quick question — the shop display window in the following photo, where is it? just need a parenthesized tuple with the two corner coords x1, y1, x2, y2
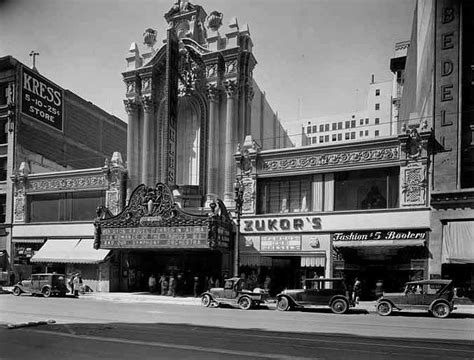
(257, 176, 311, 214)
(334, 167, 399, 210)
(28, 190, 105, 222)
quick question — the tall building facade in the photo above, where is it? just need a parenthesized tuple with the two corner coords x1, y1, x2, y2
(93, 1, 292, 292)
(399, 0, 474, 292)
(0, 56, 127, 288)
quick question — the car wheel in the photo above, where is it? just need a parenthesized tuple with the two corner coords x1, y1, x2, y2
(376, 301, 392, 316)
(42, 287, 52, 298)
(331, 299, 348, 314)
(201, 294, 212, 307)
(276, 297, 291, 311)
(12, 287, 22, 296)
(431, 302, 450, 318)
(238, 296, 252, 310)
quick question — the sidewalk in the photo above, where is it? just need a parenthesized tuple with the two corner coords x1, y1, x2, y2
(3, 286, 473, 314)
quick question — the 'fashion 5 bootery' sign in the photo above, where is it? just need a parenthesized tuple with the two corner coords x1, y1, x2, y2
(21, 66, 63, 131)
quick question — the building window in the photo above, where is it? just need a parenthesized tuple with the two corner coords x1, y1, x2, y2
(312, 125, 317, 133)
(28, 190, 106, 222)
(324, 124, 330, 132)
(324, 135, 329, 142)
(332, 134, 337, 141)
(350, 120, 356, 128)
(307, 126, 311, 134)
(350, 132, 355, 139)
(334, 167, 399, 211)
(375, 118, 380, 125)
(375, 89, 380, 96)
(312, 136, 317, 144)
(360, 131, 363, 137)
(345, 133, 350, 140)
(338, 122, 342, 130)
(0, 119, 7, 144)
(360, 119, 364, 125)
(375, 103, 380, 110)
(338, 133, 342, 141)
(319, 136, 324, 143)
(365, 130, 369, 136)
(365, 118, 369, 124)
(0, 158, 6, 181)
(257, 176, 311, 214)
(319, 124, 324, 132)
(375, 130, 380, 136)
(345, 121, 350, 129)
(332, 123, 337, 131)
(0, 194, 5, 223)
(0, 84, 8, 106)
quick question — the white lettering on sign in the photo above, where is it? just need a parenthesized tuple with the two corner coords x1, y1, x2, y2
(242, 217, 321, 233)
(333, 230, 426, 241)
(23, 72, 61, 106)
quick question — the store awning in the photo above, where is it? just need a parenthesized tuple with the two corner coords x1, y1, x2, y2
(240, 255, 272, 267)
(442, 221, 474, 264)
(333, 239, 425, 248)
(31, 239, 110, 264)
(300, 256, 326, 267)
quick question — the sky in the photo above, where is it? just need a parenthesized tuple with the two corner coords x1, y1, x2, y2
(0, 0, 414, 133)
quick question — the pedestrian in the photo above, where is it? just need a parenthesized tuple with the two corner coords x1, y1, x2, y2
(352, 278, 361, 303)
(158, 274, 167, 295)
(193, 276, 199, 297)
(214, 275, 220, 289)
(168, 274, 176, 297)
(68, 273, 75, 295)
(73, 273, 82, 297)
(375, 280, 384, 299)
(148, 274, 157, 293)
(207, 276, 215, 291)
(263, 275, 271, 292)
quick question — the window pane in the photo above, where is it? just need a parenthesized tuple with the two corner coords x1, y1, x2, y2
(257, 176, 311, 214)
(70, 191, 105, 221)
(29, 193, 63, 222)
(334, 168, 399, 211)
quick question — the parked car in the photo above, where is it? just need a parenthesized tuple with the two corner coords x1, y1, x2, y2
(276, 278, 354, 314)
(376, 279, 456, 318)
(12, 273, 69, 298)
(201, 277, 269, 310)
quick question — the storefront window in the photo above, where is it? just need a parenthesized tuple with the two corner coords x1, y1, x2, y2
(334, 168, 399, 210)
(257, 176, 311, 214)
(28, 191, 105, 222)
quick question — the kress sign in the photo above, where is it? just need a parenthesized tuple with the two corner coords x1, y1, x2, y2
(242, 216, 322, 233)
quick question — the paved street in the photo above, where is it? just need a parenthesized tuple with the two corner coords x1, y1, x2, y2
(0, 293, 473, 359)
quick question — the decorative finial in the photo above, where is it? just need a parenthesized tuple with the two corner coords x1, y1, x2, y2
(207, 11, 223, 32)
(143, 28, 157, 48)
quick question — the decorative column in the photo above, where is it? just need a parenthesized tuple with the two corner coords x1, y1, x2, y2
(141, 95, 155, 186)
(124, 99, 138, 195)
(223, 79, 238, 206)
(105, 152, 127, 215)
(206, 83, 220, 205)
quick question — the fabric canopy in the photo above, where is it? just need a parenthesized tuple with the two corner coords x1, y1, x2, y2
(31, 239, 110, 264)
(442, 221, 474, 264)
(300, 256, 326, 267)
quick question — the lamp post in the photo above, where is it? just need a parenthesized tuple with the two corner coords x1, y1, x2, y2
(233, 179, 244, 277)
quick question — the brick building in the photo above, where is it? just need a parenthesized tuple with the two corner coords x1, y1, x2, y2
(0, 56, 127, 288)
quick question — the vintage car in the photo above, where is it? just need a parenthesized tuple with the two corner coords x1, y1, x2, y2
(12, 273, 69, 297)
(201, 277, 269, 310)
(276, 278, 354, 314)
(376, 279, 456, 318)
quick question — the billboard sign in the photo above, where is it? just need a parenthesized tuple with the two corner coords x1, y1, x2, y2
(21, 66, 63, 131)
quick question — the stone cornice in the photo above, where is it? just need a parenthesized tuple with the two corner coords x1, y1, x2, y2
(258, 138, 401, 174)
(431, 190, 474, 209)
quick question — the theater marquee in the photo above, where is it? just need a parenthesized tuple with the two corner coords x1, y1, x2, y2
(21, 66, 64, 131)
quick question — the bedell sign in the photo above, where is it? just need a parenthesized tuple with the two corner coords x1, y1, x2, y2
(21, 66, 63, 131)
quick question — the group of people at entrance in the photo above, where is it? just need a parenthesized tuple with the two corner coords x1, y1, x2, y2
(68, 273, 82, 297)
(148, 273, 226, 297)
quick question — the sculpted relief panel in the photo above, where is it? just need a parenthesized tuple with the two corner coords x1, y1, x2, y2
(27, 175, 108, 192)
(262, 147, 399, 172)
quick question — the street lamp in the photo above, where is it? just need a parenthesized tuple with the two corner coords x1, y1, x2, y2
(233, 179, 244, 277)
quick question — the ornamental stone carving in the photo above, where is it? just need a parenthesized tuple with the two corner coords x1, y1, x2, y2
(206, 64, 218, 80)
(27, 175, 108, 193)
(206, 11, 223, 31)
(141, 77, 152, 93)
(224, 79, 238, 98)
(106, 190, 120, 216)
(225, 60, 238, 75)
(14, 197, 25, 223)
(125, 81, 136, 97)
(262, 147, 399, 172)
(141, 96, 155, 113)
(206, 83, 219, 102)
(401, 163, 427, 206)
(124, 99, 138, 114)
(241, 177, 255, 214)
